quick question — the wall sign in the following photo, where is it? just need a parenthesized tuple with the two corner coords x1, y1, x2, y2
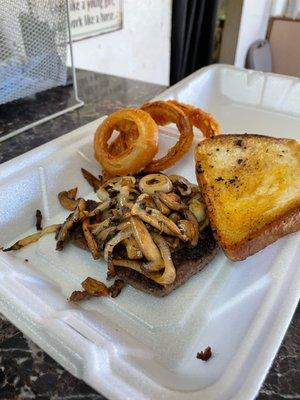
(69, 0, 122, 41)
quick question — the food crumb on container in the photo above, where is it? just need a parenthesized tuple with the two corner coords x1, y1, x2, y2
(36, 209, 43, 231)
(69, 290, 89, 302)
(196, 346, 212, 361)
(109, 279, 125, 298)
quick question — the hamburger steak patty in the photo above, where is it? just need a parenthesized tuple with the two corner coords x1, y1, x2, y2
(70, 226, 218, 297)
(115, 227, 217, 296)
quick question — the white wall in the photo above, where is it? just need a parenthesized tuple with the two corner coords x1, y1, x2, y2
(284, 0, 300, 18)
(234, 0, 273, 68)
(271, 0, 288, 16)
(233, 0, 300, 68)
(68, 0, 172, 85)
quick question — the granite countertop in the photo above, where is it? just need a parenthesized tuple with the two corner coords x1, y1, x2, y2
(0, 69, 299, 399)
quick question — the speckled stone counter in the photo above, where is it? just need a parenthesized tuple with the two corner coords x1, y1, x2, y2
(0, 69, 299, 399)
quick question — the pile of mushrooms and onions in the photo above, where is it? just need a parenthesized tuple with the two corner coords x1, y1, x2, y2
(3, 169, 209, 288)
(79, 171, 209, 286)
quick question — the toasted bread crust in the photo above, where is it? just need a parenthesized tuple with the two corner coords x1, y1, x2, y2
(197, 133, 296, 143)
(195, 134, 300, 260)
(222, 206, 300, 260)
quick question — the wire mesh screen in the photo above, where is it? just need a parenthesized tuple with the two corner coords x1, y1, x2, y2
(0, 0, 68, 104)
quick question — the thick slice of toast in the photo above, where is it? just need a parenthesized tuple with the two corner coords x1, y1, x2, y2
(195, 134, 300, 260)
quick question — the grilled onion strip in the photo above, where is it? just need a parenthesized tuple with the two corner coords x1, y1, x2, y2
(3, 224, 61, 251)
(130, 216, 162, 271)
(3, 172, 206, 290)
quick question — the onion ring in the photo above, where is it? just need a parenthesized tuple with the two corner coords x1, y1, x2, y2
(94, 108, 158, 176)
(108, 100, 220, 171)
(140, 101, 194, 172)
(167, 100, 220, 138)
(108, 120, 138, 156)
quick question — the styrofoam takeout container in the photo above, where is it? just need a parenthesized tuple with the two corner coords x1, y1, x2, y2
(0, 65, 299, 400)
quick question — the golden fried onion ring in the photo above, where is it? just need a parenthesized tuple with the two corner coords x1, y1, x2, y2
(108, 100, 220, 167)
(141, 100, 194, 172)
(108, 120, 138, 156)
(94, 108, 158, 176)
(167, 100, 220, 138)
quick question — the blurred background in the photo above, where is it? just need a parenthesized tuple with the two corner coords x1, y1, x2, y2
(68, 0, 300, 85)
(0, 0, 300, 140)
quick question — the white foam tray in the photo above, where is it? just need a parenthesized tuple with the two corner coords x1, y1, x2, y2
(0, 65, 299, 400)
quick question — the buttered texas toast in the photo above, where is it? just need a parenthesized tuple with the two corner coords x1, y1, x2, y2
(195, 134, 300, 260)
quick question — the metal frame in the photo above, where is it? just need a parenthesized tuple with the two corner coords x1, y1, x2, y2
(0, 0, 84, 143)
